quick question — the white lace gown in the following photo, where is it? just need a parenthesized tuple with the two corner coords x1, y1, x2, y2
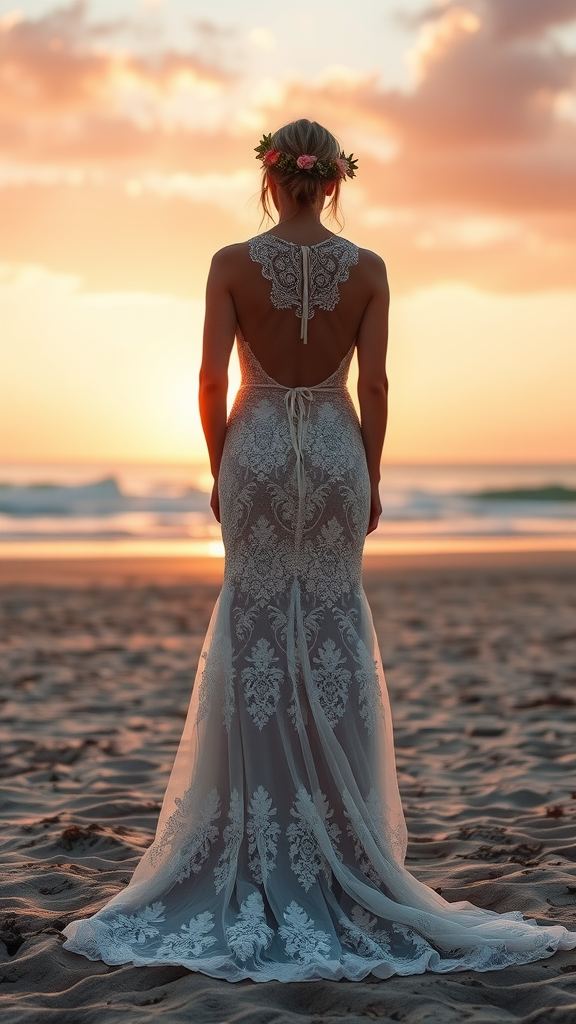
(63, 235, 576, 981)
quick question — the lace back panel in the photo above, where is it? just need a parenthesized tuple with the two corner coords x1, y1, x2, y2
(248, 234, 359, 345)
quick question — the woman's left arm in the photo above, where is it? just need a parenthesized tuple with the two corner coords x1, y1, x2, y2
(199, 248, 237, 521)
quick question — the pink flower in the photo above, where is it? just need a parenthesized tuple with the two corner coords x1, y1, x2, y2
(296, 154, 317, 170)
(264, 149, 281, 165)
(335, 157, 349, 178)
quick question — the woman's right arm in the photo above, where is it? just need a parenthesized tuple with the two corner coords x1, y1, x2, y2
(199, 249, 237, 520)
(355, 254, 390, 535)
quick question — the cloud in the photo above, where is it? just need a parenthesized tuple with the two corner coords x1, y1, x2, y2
(1, 2, 231, 109)
(411, 0, 576, 40)
(0, 2, 235, 161)
(264, 4, 576, 215)
(393, 2, 576, 146)
(123, 169, 256, 216)
(2, 1, 575, 177)
(480, 0, 576, 40)
(246, 9, 576, 291)
(0, 1, 575, 295)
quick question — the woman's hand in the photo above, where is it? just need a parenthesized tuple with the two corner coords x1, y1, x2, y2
(210, 480, 221, 523)
(367, 483, 382, 535)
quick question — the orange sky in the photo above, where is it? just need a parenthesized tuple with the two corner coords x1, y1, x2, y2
(1, 0, 575, 464)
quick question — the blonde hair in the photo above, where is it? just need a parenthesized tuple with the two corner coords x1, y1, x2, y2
(259, 119, 344, 225)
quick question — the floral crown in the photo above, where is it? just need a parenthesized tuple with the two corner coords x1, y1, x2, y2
(255, 133, 358, 180)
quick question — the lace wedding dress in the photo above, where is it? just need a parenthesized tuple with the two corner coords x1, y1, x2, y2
(63, 235, 576, 981)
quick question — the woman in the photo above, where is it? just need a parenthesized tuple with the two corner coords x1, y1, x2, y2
(63, 119, 576, 980)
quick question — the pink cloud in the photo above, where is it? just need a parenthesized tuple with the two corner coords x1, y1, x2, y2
(267, 2, 576, 215)
(0, 0, 575, 294)
(477, 0, 576, 41)
(0, 3, 232, 118)
(0, 3, 242, 167)
(410, 0, 576, 40)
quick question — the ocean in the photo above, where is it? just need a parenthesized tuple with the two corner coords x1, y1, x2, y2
(0, 462, 575, 558)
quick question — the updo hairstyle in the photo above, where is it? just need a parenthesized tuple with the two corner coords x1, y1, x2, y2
(260, 119, 343, 224)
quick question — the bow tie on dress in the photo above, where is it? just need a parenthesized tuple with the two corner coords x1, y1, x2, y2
(285, 386, 314, 504)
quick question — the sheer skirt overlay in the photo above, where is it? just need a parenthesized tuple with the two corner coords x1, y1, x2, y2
(62, 335, 576, 981)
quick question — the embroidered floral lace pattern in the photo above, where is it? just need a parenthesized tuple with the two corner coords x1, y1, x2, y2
(158, 911, 217, 959)
(311, 639, 351, 726)
(287, 787, 341, 891)
(226, 892, 274, 961)
(214, 790, 243, 893)
(247, 786, 280, 884)
(241, 638, 284, 729)
(248, 234, 359, 323)
(63, 235, 576, 981)
(279, 902, 332, 964)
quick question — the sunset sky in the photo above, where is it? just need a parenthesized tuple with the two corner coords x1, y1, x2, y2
(1, 0, 575, 465)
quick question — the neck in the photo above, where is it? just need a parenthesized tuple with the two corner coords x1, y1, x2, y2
(276, 204, 322, 225)
(271, 199, 332, 243)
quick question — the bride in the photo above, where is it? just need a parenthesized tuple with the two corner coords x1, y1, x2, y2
(63, 119, 576, 981)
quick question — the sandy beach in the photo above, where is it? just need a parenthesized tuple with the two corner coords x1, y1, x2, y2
(1, 551, 575, 1022)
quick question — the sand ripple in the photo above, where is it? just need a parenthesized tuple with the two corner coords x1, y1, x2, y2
(1, 565, 576, 1022)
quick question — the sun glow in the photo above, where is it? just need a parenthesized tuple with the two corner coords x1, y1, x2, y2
(1, 0, 575, 472)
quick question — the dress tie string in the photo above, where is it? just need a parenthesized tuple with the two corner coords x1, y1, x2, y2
(285, 386, 313, 505)
(300, 245, 310, 345)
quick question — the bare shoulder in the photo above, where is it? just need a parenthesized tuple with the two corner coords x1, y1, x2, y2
(210, 241, 249, 265)
(209, 242, 252, 280)
(355, 246, 389, 298)
(356, 245, 387, 275)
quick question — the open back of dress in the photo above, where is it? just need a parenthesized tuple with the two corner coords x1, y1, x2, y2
(62, 235, 576, 980)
